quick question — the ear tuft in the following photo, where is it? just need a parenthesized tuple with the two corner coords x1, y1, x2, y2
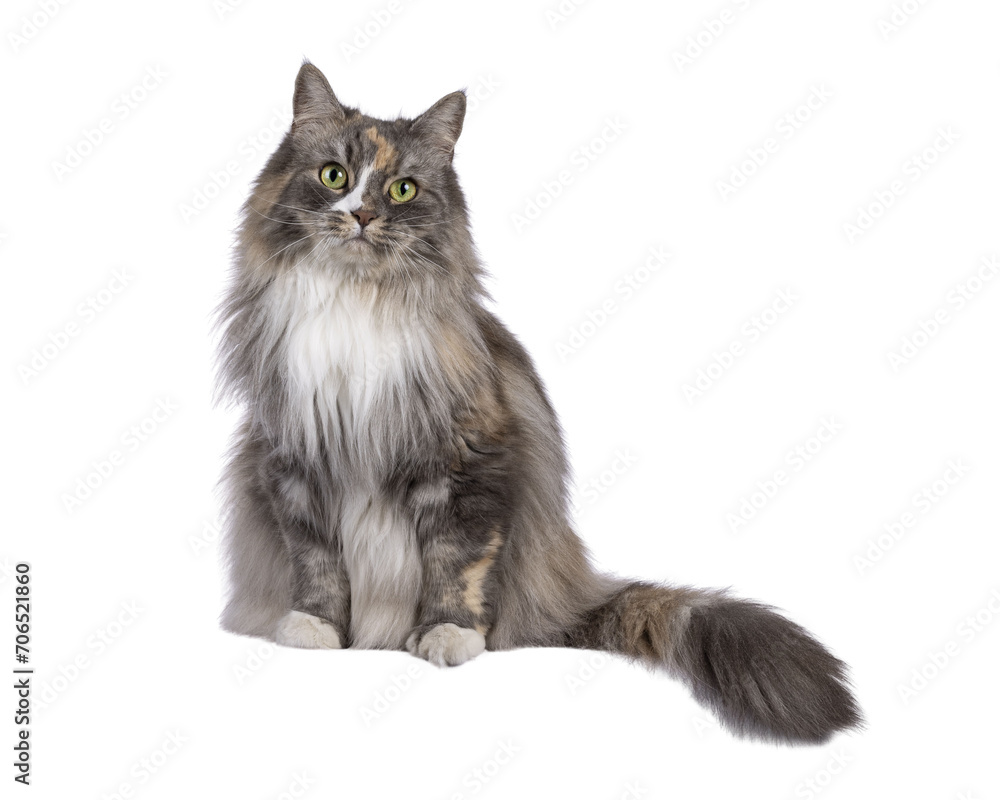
(292, 61, 345, 131)
(412, 91, 467, 158)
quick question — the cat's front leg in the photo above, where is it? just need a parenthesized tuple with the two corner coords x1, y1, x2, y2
(404, 447, 508, 667)
(265, 456, 351, 649)
(405, 527, 503, 666)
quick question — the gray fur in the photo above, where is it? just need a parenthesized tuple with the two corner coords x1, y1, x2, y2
(215, 61, 862, 744)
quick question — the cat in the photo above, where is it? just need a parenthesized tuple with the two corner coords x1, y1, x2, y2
(215, 61, 862, 745)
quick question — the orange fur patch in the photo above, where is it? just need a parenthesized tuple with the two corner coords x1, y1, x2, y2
(365, 126, 396, 172)
(462, 530, 503, 617)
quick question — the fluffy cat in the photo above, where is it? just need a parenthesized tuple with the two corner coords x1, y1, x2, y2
(216, 61, 862, 744)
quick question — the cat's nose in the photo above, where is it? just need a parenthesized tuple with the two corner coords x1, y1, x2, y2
(353, 209, 377, 228)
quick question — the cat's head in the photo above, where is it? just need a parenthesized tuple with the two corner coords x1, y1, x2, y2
(238, 62, 476, 287)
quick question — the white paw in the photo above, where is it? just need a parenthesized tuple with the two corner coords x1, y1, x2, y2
(406, 623, 485, 667)
(274, 611, 343, 649)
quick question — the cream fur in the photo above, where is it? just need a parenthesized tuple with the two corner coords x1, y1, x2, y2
(407, 623, 486, 667)
(275, 610, 343, 649)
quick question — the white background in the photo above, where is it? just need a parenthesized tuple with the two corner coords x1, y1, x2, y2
(3, 0, 999, 797)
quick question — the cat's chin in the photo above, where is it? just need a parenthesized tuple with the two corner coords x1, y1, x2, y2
(316, 239, 387, 277)
(345, 235, 373, 250)
(344, 238, 380, 262)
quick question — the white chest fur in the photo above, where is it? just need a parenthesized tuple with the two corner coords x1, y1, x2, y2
(269, 266, 431, 457)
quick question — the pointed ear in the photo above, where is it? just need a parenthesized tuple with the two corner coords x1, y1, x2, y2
(292, 61, 345, 132)
(411, 91, 466, 158)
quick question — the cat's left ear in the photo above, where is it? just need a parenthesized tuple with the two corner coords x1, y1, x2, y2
(292, 61, 346, 132)
(412, 91, 466, 160)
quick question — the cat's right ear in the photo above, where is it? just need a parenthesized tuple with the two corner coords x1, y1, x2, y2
(292, 62, 346, 132)
(411, 91, 467, 160)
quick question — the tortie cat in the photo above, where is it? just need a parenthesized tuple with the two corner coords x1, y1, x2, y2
(216, 61, 861, 744)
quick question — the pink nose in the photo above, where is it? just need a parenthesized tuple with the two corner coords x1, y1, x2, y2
(353, 209, 377, 228)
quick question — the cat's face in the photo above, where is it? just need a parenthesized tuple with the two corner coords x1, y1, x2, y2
(241, 63, 471, 284)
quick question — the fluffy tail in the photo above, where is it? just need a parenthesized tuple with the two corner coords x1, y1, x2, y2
(567, 581, 862, 744)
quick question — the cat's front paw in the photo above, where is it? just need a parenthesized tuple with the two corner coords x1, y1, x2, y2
(275, 610, 344, 649)
(406, 623, 485, 667)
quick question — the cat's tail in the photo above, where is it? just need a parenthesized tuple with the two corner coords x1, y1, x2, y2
(566, 581, 862, 745)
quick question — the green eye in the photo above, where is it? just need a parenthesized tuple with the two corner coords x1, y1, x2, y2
(319, 162, 348, 189)
(388, 178, 418, 203)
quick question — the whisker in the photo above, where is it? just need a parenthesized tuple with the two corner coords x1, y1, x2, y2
(392, 238, 449, 277)
(247, 205, 317, 227)
(393, 230, 450, 262)
(260, 199, 331, 217)
(389, 248, 416, 297)
(401, 216, 460, 227)
(256, 230, 322, 269)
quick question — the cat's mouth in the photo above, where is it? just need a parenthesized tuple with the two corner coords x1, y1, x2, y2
(345, 233, 374, 249)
